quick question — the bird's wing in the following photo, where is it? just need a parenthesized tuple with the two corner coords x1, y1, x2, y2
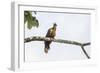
(46, 28, 52, 37)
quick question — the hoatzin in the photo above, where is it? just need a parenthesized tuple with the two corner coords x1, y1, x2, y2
(44, 23, 57, 53)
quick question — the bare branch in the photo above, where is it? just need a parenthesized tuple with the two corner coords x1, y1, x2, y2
(25, 36, 90, 45)
(81, 46, 90, 59)
(24, 36, 91, 59)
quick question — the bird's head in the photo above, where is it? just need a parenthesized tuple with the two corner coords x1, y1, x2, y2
(52, 23, 57, 31)
(53, 23, 57, 26)
(53, 23, 57, 28)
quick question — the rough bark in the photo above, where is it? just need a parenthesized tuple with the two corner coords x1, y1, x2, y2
(24, 36, 91, 59)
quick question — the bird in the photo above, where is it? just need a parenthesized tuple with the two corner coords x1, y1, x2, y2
(44, 23, 57, 53)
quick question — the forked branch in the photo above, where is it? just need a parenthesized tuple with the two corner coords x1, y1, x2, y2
(24, 36, 91, 59)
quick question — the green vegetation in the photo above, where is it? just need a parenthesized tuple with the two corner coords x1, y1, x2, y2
(24, 11, 39, 29)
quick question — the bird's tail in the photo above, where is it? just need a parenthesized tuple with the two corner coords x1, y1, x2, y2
(44, 40, 52, 53)
(44, 41, 50, 53)
(44, 48, 48, 53)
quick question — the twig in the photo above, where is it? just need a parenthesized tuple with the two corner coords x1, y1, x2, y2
(81, 46, 90, 59)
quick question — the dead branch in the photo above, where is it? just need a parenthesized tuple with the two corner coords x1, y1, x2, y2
(24, 36, 91, 59)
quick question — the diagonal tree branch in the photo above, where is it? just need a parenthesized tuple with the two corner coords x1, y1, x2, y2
(81, 46, 90, 59)
(24, 36, 91, 59)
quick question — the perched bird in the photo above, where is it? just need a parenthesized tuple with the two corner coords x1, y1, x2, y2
(44, 23, 57, 53)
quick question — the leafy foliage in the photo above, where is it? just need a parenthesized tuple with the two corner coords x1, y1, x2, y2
(24, 11, 39, 29)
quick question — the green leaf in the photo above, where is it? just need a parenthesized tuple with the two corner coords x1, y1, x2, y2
(31, 16, 39, 27)
(24, 11, 39, 29)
